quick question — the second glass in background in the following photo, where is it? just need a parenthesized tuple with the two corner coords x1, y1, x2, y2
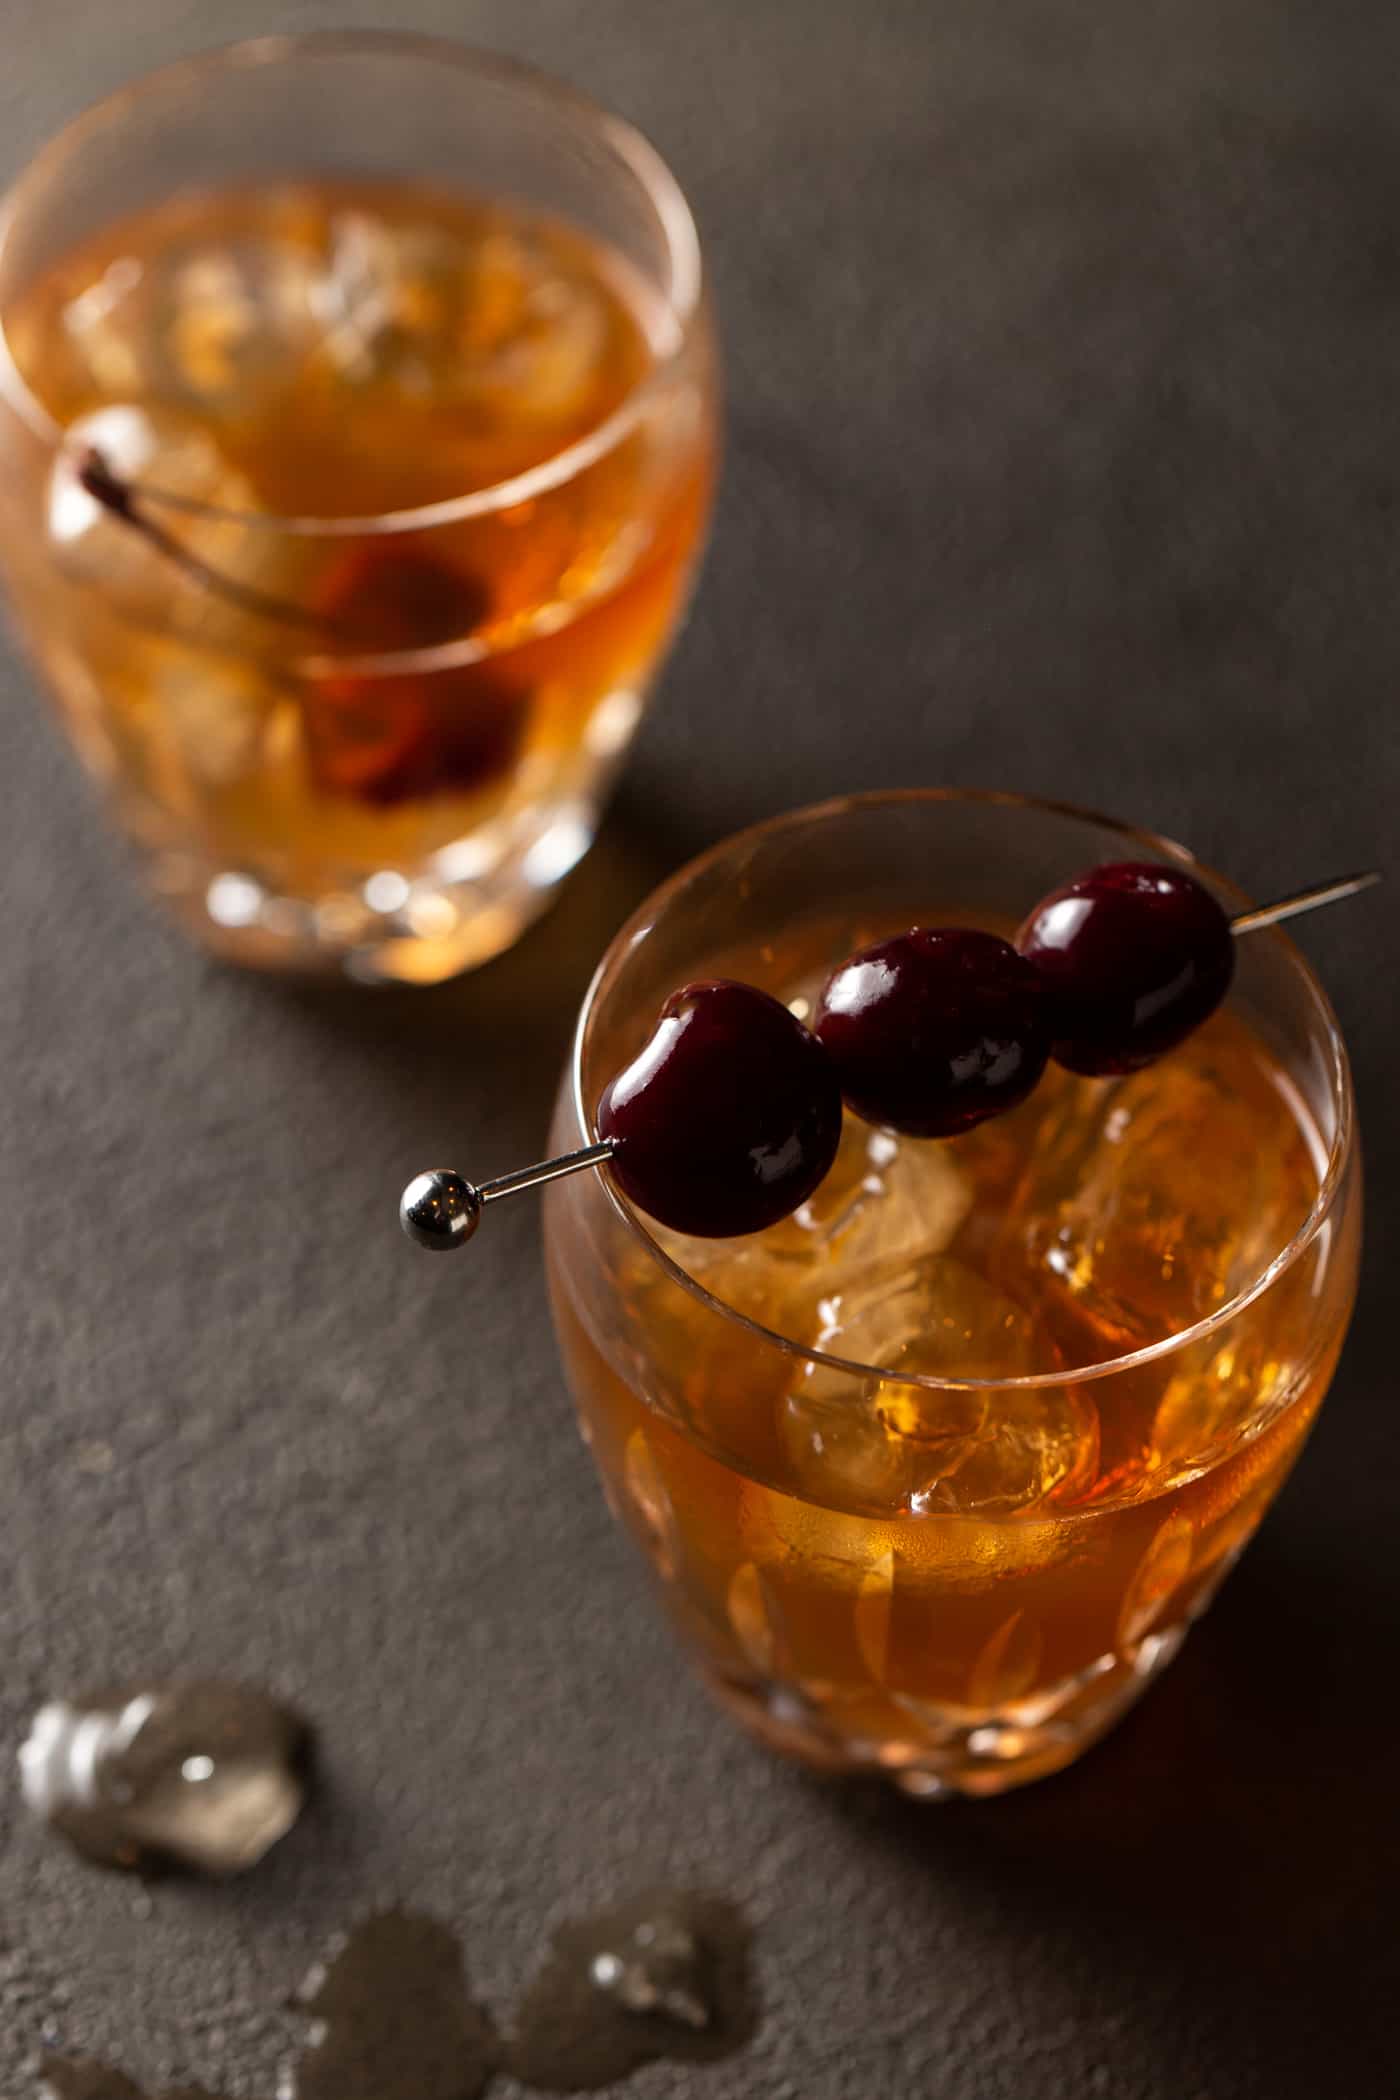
(0, 36, 717, 980)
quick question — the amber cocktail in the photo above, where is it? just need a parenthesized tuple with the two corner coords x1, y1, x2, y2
(544, 794, 1359, 1796)
(0, 37, 715, 980)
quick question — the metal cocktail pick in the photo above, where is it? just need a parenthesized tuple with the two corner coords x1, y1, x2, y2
(398, 869, 1379, 1252)
(1224, 869, 1377, 933)
(400, 1141, 618, 1251)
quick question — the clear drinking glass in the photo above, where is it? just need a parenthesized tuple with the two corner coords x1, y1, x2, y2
(544, 792, 1360, 1797)
(0, 35, 716, 981)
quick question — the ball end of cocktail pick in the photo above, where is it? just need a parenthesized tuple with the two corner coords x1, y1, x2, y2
(399, 1139, 617, 1251)
(400, 1168, 482, 1251)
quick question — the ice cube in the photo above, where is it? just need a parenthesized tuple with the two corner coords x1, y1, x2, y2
(998, 1015, 1317, 1358)
(655, 1117, 972, 1336)
(314, 212, 611, 430)
(788, 1124, 973, 1276)
(470, 241, 610, 427)
(779, 1364, 952, 1514)
(1149, 1308, 1309, 1478)
(49, 202, 329, 420)
(778, 1261, 1059, 1513)
(908, 1381, 1100, 1516)
(150, 650, 279, 790)
(312, 212, 453, 387)
(19, 1680, 309, 1875)
(158, 235, 321, 407)
(60, 254, 149, 395)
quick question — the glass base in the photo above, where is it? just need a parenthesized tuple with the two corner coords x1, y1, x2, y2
(145, 797, 601, 984)
(700, 1625, 1189, 1799)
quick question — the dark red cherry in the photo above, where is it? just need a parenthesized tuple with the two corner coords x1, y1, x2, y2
(317, 543, 491, 650)
(1016, 860, 1234, 1076)
(597, 980, 843, 1237)
(304, 548, 525, 808)
(812, 928, 1050, 1138)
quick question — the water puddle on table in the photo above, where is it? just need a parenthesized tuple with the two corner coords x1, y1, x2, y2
(505, 1888, 757, 2090)
(37, 1890, 756, 2097)
(284, 1909, 497, 2100)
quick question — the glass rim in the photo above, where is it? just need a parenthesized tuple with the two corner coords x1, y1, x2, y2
(570, 787, 1356, 1393)
(0, 29, 704, 538)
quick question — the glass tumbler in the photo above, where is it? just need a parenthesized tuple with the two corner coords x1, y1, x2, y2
(543, 792, 1360, 1797)
(0, 35, 716, 981)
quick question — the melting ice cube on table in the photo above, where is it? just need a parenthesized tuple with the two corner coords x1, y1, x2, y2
(19, 1680, 310, 1875)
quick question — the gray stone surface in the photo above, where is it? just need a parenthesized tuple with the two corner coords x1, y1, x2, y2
(1, 3, 1397, 2095)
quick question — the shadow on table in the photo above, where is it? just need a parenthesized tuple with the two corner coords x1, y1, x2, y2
(266, 780, 711, 1159)
(821, 1500, 1397, 2090)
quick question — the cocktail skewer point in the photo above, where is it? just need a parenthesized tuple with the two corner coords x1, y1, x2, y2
(1229, 869, 1379, 935)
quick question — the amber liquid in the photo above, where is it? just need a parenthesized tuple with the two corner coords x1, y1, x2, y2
(549, 946, 1358, 1795)
(3, 183, 711, 942)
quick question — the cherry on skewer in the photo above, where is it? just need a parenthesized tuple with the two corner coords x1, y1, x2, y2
(1017, 863, 1378, 1077)
(596, 979, 843, 1237)
(401, 979, 843, 1247)
(812, 928, 1048, 1138)
(1017, 862, 1233, 1077)
(398, 868, 1378, 1251)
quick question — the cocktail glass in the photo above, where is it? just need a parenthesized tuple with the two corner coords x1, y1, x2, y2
(544, 791, 1360, 1796)
(0, 34, 716, 981)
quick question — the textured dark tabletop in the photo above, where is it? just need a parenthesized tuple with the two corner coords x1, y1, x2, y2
(2, 3, 1398, 2096)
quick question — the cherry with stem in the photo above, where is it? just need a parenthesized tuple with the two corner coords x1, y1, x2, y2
(74, 447, 335, 636)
